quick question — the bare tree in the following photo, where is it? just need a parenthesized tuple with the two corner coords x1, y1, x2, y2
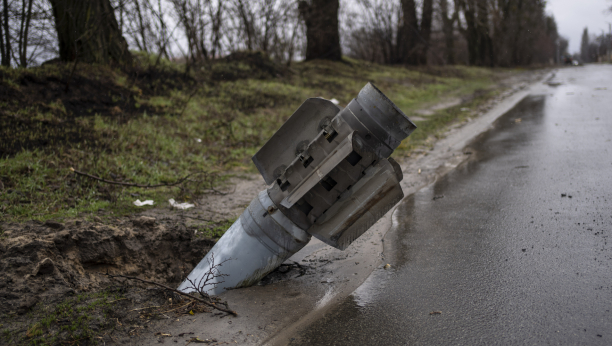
(342, 0, 403, 64)
(299, 0, 341, 61)
(49, 0, 131, 64)
(439, 0, 457, 64)
(116, 0, 176, 62)
(456, 0, 493, 66)
(399, 0, 434, 65)
(1, 0, 10, 66)
(0, 0, 57, 67)
(490, 0, 557, 66)
(17, 0, 34, 66)
(221, 0, 302, 63)
(170, 0, 224, 64)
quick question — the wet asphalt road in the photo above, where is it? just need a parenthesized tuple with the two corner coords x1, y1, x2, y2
(290, 65, 612, 345)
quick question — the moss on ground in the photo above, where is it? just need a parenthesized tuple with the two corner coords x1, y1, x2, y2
(0, 53, 516, 223)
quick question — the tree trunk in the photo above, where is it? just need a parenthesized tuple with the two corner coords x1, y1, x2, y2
(400, 0, 418, 64)
(0, 2, 5, 66)
(440, 0, 456, 64)
(299, 0, 342, 61)
(459, 0, 492, 66)
(463, 1, 478, 65)
(134, 0, 148, 53)
(416, 0, 433, 64)
(18, 0, 33, 67)
(2, 0, 10, 66)
(400, 0, 433, 65)
(49, 0, 132, 65)
(476, 0, 493, 66)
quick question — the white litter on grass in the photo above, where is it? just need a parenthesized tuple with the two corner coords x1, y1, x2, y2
(195, 138, 202, 143)
(330, 98, 340, 105)
(169, 198, 195, 210)
(133, 200, 155, 206)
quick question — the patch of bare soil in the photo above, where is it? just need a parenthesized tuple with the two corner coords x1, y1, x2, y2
(0, 215, 220, 344)
(0, 216, 215, 311)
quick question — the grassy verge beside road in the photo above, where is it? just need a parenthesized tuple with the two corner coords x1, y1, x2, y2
(0, 53, 516, 223)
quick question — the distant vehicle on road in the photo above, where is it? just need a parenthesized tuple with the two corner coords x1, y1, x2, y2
(562, 56, 582, 66)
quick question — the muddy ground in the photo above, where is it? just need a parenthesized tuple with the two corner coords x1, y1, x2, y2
(0, 68, 551, 345)
(0, 174, 267, 345)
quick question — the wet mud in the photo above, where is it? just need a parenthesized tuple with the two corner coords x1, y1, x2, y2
(0, 216, 213, 314)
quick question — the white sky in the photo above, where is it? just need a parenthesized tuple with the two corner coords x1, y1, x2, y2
(546, 0, 612, 53)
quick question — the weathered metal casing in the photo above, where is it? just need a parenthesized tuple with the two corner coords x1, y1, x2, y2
(178, 191, 310, 295)
(256, 83, 415, 249)
(252, 98, 341, 186)
(178, 83, 415, 295)
(306, 158, 404, 250)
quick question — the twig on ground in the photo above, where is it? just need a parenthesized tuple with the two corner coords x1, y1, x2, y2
(131, 305, 162, 311)
(70, 168, 199, 188)
(179, 87, 200, 117)
(103, 272, 237, 316)
(207, 187, 231, 196)
(184, 215, 214, 222)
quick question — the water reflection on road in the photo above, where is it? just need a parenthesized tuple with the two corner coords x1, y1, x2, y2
(290, 65, 612, 345)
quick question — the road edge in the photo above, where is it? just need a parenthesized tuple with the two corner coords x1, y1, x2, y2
(263, 69, 554, 346)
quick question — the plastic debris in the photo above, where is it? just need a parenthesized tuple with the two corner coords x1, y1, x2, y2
(195, 138, 202, 143)
(330, 98, 340, 105)
(169, 198, 195, 209)
(133, 199, 154, 206)
(384, 263, 391, 270)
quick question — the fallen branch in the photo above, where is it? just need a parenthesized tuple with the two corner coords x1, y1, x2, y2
(179, 87, 200, 117)
(184, 215, 215, 222)
(103, 272, 237, 316)
(70, 167, 198, 188)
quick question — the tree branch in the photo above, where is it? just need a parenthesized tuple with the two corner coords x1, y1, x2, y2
(70, 167, 197, 188)
(103, 272, 237, 316)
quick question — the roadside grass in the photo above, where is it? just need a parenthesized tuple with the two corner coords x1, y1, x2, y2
(196, 217, 238, 240)
(1, 289, 124, 346)
(0, 54, 514, 223)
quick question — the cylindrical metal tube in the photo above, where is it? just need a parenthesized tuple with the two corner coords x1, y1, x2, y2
(178, 191, 310, 295)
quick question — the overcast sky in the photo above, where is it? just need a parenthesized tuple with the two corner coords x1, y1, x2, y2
(546, 0, 612, 53)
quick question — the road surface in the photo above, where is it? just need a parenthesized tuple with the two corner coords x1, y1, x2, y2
(289, 65, 612, 345)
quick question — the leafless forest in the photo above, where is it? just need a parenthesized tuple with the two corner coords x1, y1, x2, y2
(0, 0, 568, 69)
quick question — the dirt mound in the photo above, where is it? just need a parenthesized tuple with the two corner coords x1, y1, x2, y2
(0, 65, 154, 157)
(0, 216, 213, 315)
(210, 51, 287, 81)
(130, 66, 196, 96)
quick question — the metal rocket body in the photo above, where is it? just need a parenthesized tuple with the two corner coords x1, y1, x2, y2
(179, 83, 416, 295)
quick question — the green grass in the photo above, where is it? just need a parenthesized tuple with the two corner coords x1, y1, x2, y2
(197, 217, 237, 239)
(0, 54, 517, 223)
(0, 289, 123, 346)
